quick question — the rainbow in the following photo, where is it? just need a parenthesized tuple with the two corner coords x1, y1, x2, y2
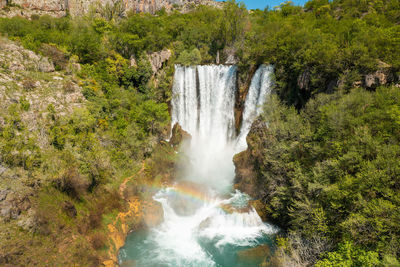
(142, 182, 248, 214)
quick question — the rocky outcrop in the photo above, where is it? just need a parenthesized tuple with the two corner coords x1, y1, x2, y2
(233, 118, 268, 217)
(364, 69, 394, 88)
(0, 36, 85, 245)
(237, 245, 272, 266)
(0, 41, 54, 72)
(234, 65, 257, 132)
(1, 0, 221, 17)
(0, 37, 84, 145)
(224, 47, 238, 65)
(169, 123, 191, 147)
(148, 49, 172, 73)
(0, 190, 31, 222)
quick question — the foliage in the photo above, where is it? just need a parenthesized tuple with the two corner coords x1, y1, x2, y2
(0, 0, 399, 265)
(256, 87, 400, 264)
(176, 48, 202, 66)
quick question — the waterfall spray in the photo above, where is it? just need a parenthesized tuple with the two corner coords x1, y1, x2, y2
(119, 64, 276, 267)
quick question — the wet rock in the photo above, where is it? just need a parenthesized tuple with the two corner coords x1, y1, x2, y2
(249, 199, 268, 221)
(234, 118, 268, 200)
(199, 217, 212, 230)
(142, 200, 164, 228)
(237, 245, 272, 265)
(169, 123, 191, 148)
(119, 260, 138, 267)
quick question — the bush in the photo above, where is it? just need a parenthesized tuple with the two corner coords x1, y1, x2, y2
(40, 44, 68, 70)
(70, 24, 103, 64)
(22, 78, 37, 91)
(63, 80, 76, 93)
(54, 168, 89, 199)
(176, 48, 202, 66)
(19, 97, 30, 111)
(90, 232, 107, 250)
(253, 87, 400, 261)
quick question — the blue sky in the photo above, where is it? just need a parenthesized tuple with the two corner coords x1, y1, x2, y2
(216, 0, 307, 10)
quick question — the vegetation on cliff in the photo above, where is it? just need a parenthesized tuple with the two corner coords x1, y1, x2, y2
(0, 0, 399, 265)
(246, 87, 400, 266)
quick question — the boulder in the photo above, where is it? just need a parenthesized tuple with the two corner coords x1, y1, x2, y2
(237, 245, 272, 266)
(38, 57, 55, 72)
(17, 209, 36, 231)
(364, 70, 392, 88)
(233, 118, 268, 200)
(0, 192, 31, 221)
(224, 47, 238, 65)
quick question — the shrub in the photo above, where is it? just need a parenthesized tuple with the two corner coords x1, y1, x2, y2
(22, 78, 37, 91)
(54, 168, 89, 199)
(176, 48, 202, 66)
(40, 44, 68, 70)
(63, 80, 75, 93)
(19, 97, 30, 111)
(90, 232, 106, 250)
(88, 208, 102, 229)
(70, 24, 103, 64)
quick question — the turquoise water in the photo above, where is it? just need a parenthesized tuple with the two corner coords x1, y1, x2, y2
(118, 189, 276, 267)
(119, 225, 275, 267)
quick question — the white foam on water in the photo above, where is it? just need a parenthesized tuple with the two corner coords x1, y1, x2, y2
(119, 65, 275, 267)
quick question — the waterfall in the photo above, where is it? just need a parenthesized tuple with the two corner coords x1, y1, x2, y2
(172, 65, 238, 192)
(119, 64, 276, 267)
(172, 65, 237, 148)
(236, 65, 274, 151)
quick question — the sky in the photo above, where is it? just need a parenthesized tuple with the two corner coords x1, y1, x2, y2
(216, 0, 307, 10)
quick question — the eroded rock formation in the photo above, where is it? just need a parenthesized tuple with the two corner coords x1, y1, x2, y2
(169, 122, 191, 148)
(0, 0, 220, 16)
(233, 118, 268, 218)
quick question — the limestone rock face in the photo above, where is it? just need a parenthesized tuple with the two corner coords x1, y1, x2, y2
(2, 0, 220, 16)
(364, 69, 393, 88)
(148, 49, 172, 73)
(234, 118, 268, 199)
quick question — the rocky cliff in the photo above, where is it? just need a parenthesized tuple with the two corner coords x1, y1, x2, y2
(0, 0, 220, 16)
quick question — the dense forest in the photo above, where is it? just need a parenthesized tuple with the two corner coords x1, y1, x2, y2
(0, 0, 399, 265)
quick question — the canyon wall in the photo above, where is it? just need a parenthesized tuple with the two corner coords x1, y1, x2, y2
(0, 0, 219, 16)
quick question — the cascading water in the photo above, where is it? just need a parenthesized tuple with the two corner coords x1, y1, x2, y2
(236, 65, 274, 151)
(119, 65, 275, 267)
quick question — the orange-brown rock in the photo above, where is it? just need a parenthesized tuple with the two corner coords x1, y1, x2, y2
(237, 245, 271, 266)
